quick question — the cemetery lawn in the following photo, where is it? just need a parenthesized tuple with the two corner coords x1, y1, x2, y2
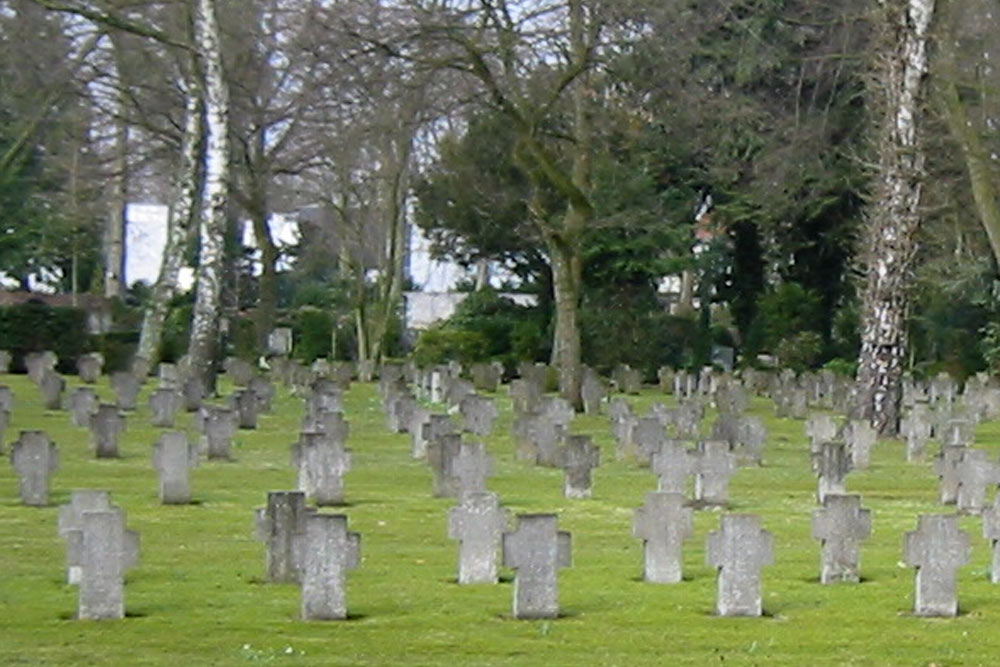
(3, 374, 1000, 666)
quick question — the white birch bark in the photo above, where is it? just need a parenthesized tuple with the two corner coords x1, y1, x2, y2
(855, 0, 935, 434)
(187, 0, 231, 387)
(135, 80, 203, 373)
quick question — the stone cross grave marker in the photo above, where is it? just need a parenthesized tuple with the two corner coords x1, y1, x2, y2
(152, 432, 199, 504)
(522, 414, 565, 466)
(560, 435, 600, 499)
(25, 351, 56, 385)
(386, 393, 416, 434)
(110, 371, 141, 411)
(182, 376, 205, 412)
(470, 362, 503, 393)
(417, 413, 456, 462)
(509, 379, 542, 416)
(904, 514, 970, 617)
(39, 370, 64, 410)
(249, 377, 275, 413)
(268, 327, 293, 356)
(900, 404, 932, 461)
(633, 492, 694, 583)
(157, 363, 180, 389)
(632, 417, 666, 467)
(694, 440, 737, 506)
(613, 364, 642, 395)
(673, 402, 703, 440)
(0, 384, 12, 414)
(11, 430, 58, 505)
(76, 353, 103, 384)
(203, 407, 237, 460)
(77, 509, 140, 620)
(255, 491, 315, 583)
(806, 414, 839, 459)
(408, 406, 432, 459)
(448, 491, 510, 584)
(706, 514, 773, 617)
(224, 357, 255, 387)
(955, 449, 1000, 515)
(938, 418, 976, 448)
(301, 514, 360, 621)
(580, 370, 606, 415)
(291, 432, 352, 506)
(58, 490, 115, 584)
(149, 388, 182, 428)
(90, 404, 125, 458)
(812, 494, 871, 584)
(657, 366, 675, 394)
(842, 419, 877, 470)
(935, 445, 969, 505)
(70, 387, 99, 428)
(428, 433, 463, 498)
(459, 394, 499, 437)
(230, 389, 259, 430)
(816, 441, 852, 503)
(0, 406, 9, 454)
(502, 514, 571, 619)
(609, 399, 637, 460)
(301, 408, 350, 442)
(452, 440, 494, 500)
(981, 496, 1000, 583)
(651, 440, 695, 495)
(734, 416, 767, 465)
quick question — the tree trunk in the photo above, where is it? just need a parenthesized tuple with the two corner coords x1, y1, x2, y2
(250, 192, 279, 354)
(187, 0, 231, 390)
(936, 66, 1000, 268)
(550, 234, 583, 409)
(104, 95, 128, 299)
(136, 81, 203, 370)
(855, 0, 935, 435)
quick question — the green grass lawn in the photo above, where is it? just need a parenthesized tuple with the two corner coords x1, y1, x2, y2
(2, 373, 999, 666)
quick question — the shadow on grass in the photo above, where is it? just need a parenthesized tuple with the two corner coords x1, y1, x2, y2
(444, 575, 513, 585)
(494, 610, 579, 621)
(57, 609, 150, 620)
(800, 574, 875, 584)
(628, 573, 697, 583)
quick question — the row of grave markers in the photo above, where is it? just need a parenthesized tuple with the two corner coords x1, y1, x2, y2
(6, 352, 1000, 622)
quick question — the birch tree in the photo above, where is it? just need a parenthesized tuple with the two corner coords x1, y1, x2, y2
(854, 0, 935, 434)
(134, 68, 203, 372)
(185, 0, 231, 388)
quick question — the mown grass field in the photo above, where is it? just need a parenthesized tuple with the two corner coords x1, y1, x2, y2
(1, 372, 999, 666)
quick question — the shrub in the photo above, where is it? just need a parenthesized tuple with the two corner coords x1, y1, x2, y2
(412, 327, 489, 366)
(93, 331, 138, 373)
(0, 301, 93, 373)
(293, 307, 333, 363)
(776, 331, 824, 372)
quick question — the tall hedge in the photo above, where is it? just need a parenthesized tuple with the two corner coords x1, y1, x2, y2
(0, 301, 93, 373)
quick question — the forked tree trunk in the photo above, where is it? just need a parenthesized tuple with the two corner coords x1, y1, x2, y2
(136, 81, 203, 369)
(187, 0, 231, 390)
(855, 0, 935, 435)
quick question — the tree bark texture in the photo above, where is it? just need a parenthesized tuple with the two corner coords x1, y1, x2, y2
(855, 0, 935, 435)
(187, 0, 231, 389)
(136, 81, 204, 370)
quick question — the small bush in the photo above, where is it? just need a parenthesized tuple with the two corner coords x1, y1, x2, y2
(412, 327, 489, 366)
(94, 331, 139, 373)
(776, 331, 824, 372)
(293, 307, 333, 364)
